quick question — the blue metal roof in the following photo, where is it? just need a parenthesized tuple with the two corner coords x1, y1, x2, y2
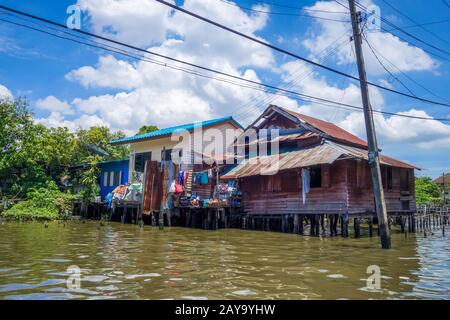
(110, 116, 242, 145)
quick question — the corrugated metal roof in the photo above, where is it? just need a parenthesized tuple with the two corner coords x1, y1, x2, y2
(220, 142, 342, 179)
(110, 116, 242, 145)
(330, 143, 420, 169)
(220, 141, 419, 179)
(281, 107, 369, 148)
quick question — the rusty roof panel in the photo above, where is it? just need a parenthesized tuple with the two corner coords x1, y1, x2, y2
(220, 141, 419, 179)
(220, 143, 342, 179)
(281, 107, 369, 148)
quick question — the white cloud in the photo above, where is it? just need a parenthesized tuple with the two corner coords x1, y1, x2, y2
(302, 0, 437, 75)
(35, 111, 107, 131)
(35, 96, 74, 115)
(31, 0, 448, 175)
(0, 84, 13, 100)
(60, 0, 275, 132)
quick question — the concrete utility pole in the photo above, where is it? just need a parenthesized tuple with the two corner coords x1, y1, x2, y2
(348, 0, 391, 249)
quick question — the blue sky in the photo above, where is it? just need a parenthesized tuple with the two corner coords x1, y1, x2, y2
(0, 0, 449, 178)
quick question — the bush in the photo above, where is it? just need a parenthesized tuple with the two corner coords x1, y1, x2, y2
(1, 181, 78, 221)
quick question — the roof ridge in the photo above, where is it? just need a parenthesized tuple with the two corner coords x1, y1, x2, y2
(110, 116, 241, 145)
(272, 105, 368, 148)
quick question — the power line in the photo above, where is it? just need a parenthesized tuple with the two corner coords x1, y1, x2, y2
(250, 0, 348, 14)
(217, 0, 350, 22)
(1, 7, 449, 123)
(362, 32, 450, 104)
(234, 31, 352, 122)
(441, 0, 450, 9)
(353, 0, 450, 56)
(362, 32, 418, 97)
(382, 18, 450, 32)
(153, 0, 450, 107)
(334, 0, 450, 61)
(380, 0, 450, 46)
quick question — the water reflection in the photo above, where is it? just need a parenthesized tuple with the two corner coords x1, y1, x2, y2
(0, 221, 448, 300)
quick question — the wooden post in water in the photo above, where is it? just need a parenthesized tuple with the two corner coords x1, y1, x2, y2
(167, 209, 172, 227)
(299, 215, 304, 235)
(159, 210, 164, 230)
(354, 218, 361, 238)
(368, 218, 373, 237)
(294, 214, 299, 234)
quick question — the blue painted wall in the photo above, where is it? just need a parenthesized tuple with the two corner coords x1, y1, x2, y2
(99, 160, 129, 200)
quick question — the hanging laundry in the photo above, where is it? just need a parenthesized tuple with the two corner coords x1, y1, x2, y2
(200, 172, 209, 185)
(301, 168, 311, 205)
(178, 170, 185, 186)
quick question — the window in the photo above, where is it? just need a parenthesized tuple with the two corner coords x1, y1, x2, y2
(310, 166, 322, 188)
(135, 152, 152, 172)
(113, 171, 121, 186)
(280, 171, 298, 192)
(387, 167, 393, 190)
(400, 169, 409, 191)
(109, 171, 114, 187)
(161, 149, 172, 161)
(103, 172, 108, 187)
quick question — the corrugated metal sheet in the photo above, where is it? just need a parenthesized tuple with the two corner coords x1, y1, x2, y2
(281, 107, 369, 148)
(330, 143, 420, 169)
(110, 116, 242, 145)
(220, 143, 342, 179)
(220, 141, 419, 179)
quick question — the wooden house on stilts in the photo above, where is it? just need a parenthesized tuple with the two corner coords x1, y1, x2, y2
(220, 105, 420, 236)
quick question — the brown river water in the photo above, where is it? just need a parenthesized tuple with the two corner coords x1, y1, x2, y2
(0, 221, 448, 300)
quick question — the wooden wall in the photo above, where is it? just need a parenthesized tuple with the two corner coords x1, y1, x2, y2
(346, 159, 416, 214)
(240, 159, 416, 216)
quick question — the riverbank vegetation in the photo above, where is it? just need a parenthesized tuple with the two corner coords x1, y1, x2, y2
(0, 98, 129, 220)
(415, 177, 447, 205)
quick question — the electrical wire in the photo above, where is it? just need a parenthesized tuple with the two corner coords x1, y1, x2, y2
(217, 0, 350, 22)
(153, 0, 450, 107)
(0, 8, 449, 123)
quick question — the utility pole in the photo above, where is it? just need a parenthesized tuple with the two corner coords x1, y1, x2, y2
(348, 0, 391, 249)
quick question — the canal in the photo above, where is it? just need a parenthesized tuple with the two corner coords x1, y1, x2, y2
(0, 221, 448, 300)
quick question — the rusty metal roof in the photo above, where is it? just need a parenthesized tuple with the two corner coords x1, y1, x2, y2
(330, 143, 420, 170)
(220, 141, 419, 179)
(281, 107, 369, 148)
(220, 142, 342, 179)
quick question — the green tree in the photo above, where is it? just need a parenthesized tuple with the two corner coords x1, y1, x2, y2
(136, 125, 159, 136)
(415, 177, 442, 204)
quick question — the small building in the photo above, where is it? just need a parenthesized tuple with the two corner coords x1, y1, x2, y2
(220, 105, 420, 221)
(110, 116, 243, 184)
(99, 159, 129, 200)
(434, 173, 450, 202)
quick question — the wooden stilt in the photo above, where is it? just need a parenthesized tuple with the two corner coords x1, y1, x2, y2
(368, 218, 373, 237)
(294, 214, 299, 234)
(354, 217, 361, 238)
(167, 209, 172, 227)
(159, 210, 164, 230)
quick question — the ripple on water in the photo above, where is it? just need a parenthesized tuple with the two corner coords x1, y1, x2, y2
(125, 273, 161, 279)
(0, 222, 449, 300)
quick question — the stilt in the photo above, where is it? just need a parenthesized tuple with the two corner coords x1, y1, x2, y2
(213, 210, 218, 230)
(281, 215, 287, 233)
(354, 218, 361, 238)
(368, 218, 373, 237)
(310, 215, 315, 236)
(159, 210, 164, 230)
(315, 215, 320, 236)
(299, 215, 304, 235)
(341, 215, 349, 238)
(320, 214, 325, 235)
(294, 214, 299, 234)
(167, 209, 172, 227)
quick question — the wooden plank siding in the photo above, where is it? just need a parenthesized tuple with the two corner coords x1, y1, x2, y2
(240, 161, 349, 215)
(239, 159, 416, 216)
